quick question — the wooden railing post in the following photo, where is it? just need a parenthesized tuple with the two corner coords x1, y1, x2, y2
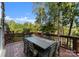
(74, 39, 79, 55)
(73, 38, 77, 54)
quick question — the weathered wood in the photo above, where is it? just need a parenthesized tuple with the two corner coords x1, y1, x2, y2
(1, 2, 5, 31)
(25, 36, 56, 50)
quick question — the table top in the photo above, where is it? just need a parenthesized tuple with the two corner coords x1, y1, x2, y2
(25, 36, 56, 49)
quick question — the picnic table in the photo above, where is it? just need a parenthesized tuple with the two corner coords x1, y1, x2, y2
(25, 36, 56, 50)
(25, 36, 56, 56)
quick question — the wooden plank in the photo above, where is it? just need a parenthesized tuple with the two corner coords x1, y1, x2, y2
(25, 36, 55, 49)
(77, 40, 79, 54)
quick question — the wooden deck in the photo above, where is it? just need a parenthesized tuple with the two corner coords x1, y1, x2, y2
(5, 41, 78, 57)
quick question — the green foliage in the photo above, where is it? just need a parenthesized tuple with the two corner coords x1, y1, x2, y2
(7, 21, 40, 33)
(7, 20, 24, 33)
(33, 2, 79, 36)
(40, 21, 57, 33)
(72, 27, 79, 36)
(23, 22, 40, 32)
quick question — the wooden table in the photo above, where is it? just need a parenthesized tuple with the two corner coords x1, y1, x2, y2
(25, 36, 56, 50)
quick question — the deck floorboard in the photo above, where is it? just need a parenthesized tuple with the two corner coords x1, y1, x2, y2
(5, 41, 78, 57)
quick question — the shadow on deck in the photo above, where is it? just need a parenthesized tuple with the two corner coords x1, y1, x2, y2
(5, 41, 78, 57)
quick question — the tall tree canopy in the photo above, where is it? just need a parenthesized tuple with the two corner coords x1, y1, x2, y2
(33, 2, 79, 36)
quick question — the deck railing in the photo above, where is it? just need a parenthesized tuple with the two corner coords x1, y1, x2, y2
(4, 32, 79, 55)
(34, 32, 79, 54)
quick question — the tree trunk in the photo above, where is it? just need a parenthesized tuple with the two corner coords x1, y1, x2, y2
(68, 19, 74, 36)
(67, 18, 74, 49)
(57, 16, 60, 41)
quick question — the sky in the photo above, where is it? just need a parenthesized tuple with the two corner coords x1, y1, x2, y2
(0, 2, 36, 24)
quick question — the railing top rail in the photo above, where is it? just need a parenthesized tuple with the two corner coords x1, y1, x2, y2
(4, 32, 79, 39)
(43, 33, 79, 39)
